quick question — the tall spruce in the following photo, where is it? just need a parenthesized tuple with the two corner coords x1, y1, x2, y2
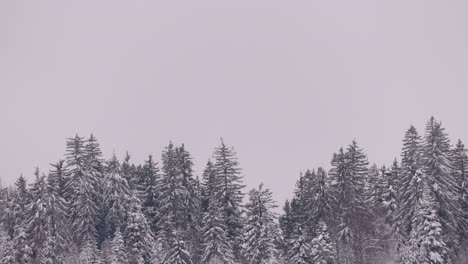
(103, 154, 131, 239)
(422, 117, 461, 256)
(396, 126, 424, 243)
(242, 183, 279, 264)
(212, 139, 245, 257)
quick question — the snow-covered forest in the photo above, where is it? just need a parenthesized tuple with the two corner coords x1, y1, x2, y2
(1, 116, 468, 264)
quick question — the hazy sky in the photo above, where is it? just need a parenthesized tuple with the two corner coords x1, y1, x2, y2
(1, 0, 468, 203)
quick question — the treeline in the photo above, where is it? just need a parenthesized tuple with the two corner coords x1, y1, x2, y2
(0, 116, 467, 264)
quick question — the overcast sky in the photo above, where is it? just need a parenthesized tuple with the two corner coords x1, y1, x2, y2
(1, 0, 468, 203)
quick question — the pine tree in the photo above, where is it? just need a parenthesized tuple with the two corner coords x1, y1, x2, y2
(79, 240, 103, 264)
(14, 175, 29, 212)
(121, 151, 137, 190)
(288, 229, 312, 264)
(396, 126, 424, 243)
(329, 141, 370, 264)
(175, 144, 201, 259)
(109, 229, 128, 264)
(279, 200, 297, 256)
(47, 160, 67, 199)
(162, 239, 193, 264)
(450, 140, 468, 235)
(103, 154, 131, 239)
(242, 183, 279, 264)
(125, 194, 155, 264)
(64, 134, 102, 247)
(158, 142, 193, 249)
(25, 170, 49, 260)
(200, 160, 216, 213)
(310, 221, 335, 264)
(212, 139, 245, 257)
(140, 155, 161, 236)
(422, 117, 462, 255)
(200, 196, 234, 264)
(309, 168, 334, 233)
(409, 184, 448, 264)
(11, 226, 33, 263)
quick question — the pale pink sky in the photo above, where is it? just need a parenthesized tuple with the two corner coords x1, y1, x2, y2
(1, 0, 468, 202)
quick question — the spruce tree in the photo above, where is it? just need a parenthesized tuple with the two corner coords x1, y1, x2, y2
(64, 134, 101, 247)
(79, 240, 103, 264)
(200, 160, 216, 213)
(279, 200, 297, 256)
(329, 141, 370, 264)
(310, 221, 335, 264)
(451, 140, 468, 235)
(288, 229, 312, 264)
(309, 167, 334, 232)
(396, 126, 424, 244)
(242, 183, 279, 264)
(422, 117, 462, 256)
(162, 239, 193, 264)
(125, 194, 155, 264)
(109, 229, 128, 264)
(200, 195, 234, 264)
(158, 142, 190, 246)
(103, 154, 131, 239)
(140, 155, 161, 236)
(212, 139, 245, 257)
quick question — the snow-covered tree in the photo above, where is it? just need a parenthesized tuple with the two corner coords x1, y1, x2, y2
(212, 139, 245, 257)
(79, 240, 103, 264)
(108, 229, 128, 264)
(450, 140, 468, 235)
(396, 126, 424, 243)
(200, 160, 217, 213)
(310, 221, 335, 264)
(140, 155, 161, 236)
(103, 154, 131, 239)
(125, 194, 155, 264)
(308, 168, 334, 234)
(200, 196, 234, 264)
(288, 229, 311, 264)
(158, 142, 190, 246)
(242, 183, 279, 264)
(162, 239, 193, 264)
(422, 117, 462, 255)
(279, 200, 298, 256)
(64, 134, 102, 247)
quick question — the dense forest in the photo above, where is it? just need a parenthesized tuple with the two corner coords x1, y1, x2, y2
(1, 116, 467, 264)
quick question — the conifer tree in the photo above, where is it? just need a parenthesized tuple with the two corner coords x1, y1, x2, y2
(450, 140, 468, 235)
(162, 239, 193, 264)
(288, 228, 312, 264)
(125, 194, 155, 264)
(47, 160, 67, 198)
(140, 155, 161, 236)
(279, 200, 297, 256)
(329, 141, 370, 264)
(200, 160, 216, 213)
(79, 240, 103, 264)
(109, 229, 128, 264)
(212, 139, 245, 257)
(64, 134, 102, 247)
(396, 126, 424, 243)
(200, 195, 234, 264)
(103, 154, 131, 238)
(242, 183, 279, 264)
(309, 168, 334, 232)
(422, 117, 462, 256)
(158, 142, 190, 246)
(409, 184, 448, 264)
(310, 221, 335, 264)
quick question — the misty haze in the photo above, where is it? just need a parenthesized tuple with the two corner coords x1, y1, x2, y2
(1, 1, 468, 264)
